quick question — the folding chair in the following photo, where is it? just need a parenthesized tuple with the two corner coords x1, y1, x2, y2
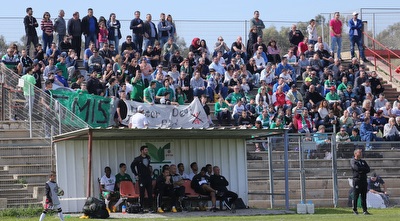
(120, 181, 140, 205)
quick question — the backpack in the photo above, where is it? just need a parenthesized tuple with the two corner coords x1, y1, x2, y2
(82, 197, 109, 219)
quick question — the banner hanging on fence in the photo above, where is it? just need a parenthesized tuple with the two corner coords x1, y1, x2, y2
(51, 90, 111, 128)
(51, 89, 208, 129)
(123, 97, 209, 129)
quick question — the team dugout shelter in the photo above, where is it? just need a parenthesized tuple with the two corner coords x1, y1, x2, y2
(53, 128, 287, 212)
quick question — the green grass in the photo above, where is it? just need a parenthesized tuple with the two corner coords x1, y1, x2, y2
(1, 208, 400, 221)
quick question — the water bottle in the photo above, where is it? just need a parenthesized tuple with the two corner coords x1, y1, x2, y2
(122, 205, 126, 214)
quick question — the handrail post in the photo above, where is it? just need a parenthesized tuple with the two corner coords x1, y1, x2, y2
(28, 84, 32, 138)
(389, 51, 392, 82)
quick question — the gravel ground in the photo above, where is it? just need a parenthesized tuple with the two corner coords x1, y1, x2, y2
(68, 208, 294, 219)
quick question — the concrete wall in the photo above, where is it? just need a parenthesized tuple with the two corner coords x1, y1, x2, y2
(55, 138, 248, 212)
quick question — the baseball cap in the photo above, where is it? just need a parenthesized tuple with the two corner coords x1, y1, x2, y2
(55, 68, 62, 73)
(137, 105, 144, 112)
(352, 11, 359, 16)
(305, 77, 312, 82)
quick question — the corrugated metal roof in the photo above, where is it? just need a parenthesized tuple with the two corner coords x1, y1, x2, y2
(53, 127, 286, 141)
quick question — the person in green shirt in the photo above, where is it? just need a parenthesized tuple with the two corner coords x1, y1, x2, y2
(270, 117, 284, 129)
(225, 86, 243, 108)
(336, 76, 349, 96)
(175, 86, 187, 105)
(215, 96, 231, 126)
(325, 86, 340, 103)
(156, 79, 175, 102)
(55, 53, 68, 80)
(21, 66, 36, 108)
(131, 70, 145, 102)
(112, 163, 132, 212)
(143, 81, 156, 104)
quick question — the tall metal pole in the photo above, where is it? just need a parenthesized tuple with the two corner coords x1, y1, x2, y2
(299, 136, 306, 204)
(332, 125, 338, 207)
(284, 130, 289, 210)
(87, 130, 93, 197)
(28, 84, 32, 138)
(267, 137, 274, 208)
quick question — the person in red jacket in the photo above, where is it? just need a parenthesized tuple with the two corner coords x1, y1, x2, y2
(272, 85, 292, 111)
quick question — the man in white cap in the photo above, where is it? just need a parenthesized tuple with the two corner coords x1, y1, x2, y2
(348, 12, 367, 62)
(129, 105, 149, 128)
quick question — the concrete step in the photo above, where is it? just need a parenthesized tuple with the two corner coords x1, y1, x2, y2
(247, 166, 400, 178)
(247, 158, 400, 169)
(248, 178, 400, 192)
(0, 129, 43, 138)
(0, 155, 52, 165)
(249, 196, 400, 209)
(7, 201, 43, 208)
(12, 174, 49, 183)
(248, 189, 351, 200)
(0, 137, 50, 146)
(7, 198, 42, 205)
(2, 164, 52, 174)
(0, 146, 51, 156)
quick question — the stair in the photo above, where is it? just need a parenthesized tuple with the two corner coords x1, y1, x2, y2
(0, 120, 52, 209)
(246, 142, 400, 209)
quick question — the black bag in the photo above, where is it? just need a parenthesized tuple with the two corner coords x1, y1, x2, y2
(126, 202, 143, 214)
(234, 198, 248, 209)
(82, 197, 109, 219)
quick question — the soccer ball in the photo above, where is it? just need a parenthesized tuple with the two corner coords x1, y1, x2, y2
(58, 187, 64, 196)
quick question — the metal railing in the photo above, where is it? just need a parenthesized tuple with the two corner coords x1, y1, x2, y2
(248, 132, 399, 208)
(363, 32, 400, 83)
(0, 63, 90, 138)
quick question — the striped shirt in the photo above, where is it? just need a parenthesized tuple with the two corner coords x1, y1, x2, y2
(41, 19, 54, 35)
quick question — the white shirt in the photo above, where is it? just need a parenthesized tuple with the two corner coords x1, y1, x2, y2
(100, 175, 116, 192)
(129, 112, 149, 128)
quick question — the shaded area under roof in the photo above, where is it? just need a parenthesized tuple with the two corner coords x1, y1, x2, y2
(53, 127, 286, 141)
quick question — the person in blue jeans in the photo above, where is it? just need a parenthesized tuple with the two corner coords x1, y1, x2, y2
(348, 12, 367, 62)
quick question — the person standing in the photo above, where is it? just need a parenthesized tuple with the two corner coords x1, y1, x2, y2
(81, 8, 99, 49)
(23, 7, 39, 56)
(143, 14, 158, 50)
(39, 171, 65, 221)
(349, 12, 367, 62)
(129, 105, 149, 129)
(250, 11, 265, 38)
(41, 12, 54, 52)
(53, 10, 66, 47)
(107, 13, 122, 54)
(21, 66, 36, 110)
(288, 24, 304, 56)
(350, 148, 371, 215)
(130, 11, 144, 53)
(330, 12, 343, 60)
(130, 145, 153, 212)
(157, 13, 171, 48)
(67, 12, 82, 60)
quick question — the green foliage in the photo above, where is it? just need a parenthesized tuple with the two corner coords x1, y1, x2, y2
(0, 206, 42, 217)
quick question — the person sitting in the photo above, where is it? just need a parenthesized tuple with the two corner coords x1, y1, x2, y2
(113, 163, 132, 212)
(238, 110, 253, 128)
(360, 117, 382, 150)
(154, 167, 179, 213)
(215, 96, 231, 126)
(383, 117, 400, 141)
(191, 167, 217, 211)
(368, 172, 390, 207)
(169, 164, 186, 204)
(100, 166, 117, 214)
(210, 166, 238, 210)
(313, 125, 331, 159)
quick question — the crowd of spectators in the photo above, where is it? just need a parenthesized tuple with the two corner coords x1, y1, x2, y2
(3, 8, 400, 143)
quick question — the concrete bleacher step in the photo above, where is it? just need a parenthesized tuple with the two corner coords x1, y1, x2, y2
(248, 166, 400, 178)
(2, 164, 52, 174)
(0, 137, 50, 146)
(0, 155, 52, 165)
(6, 201, 43, 208)
(0, 129, 43, 138)
(249, 198, 350, 208)
(11, 174, 49, 183)
(7, 198, 42, 205)
(0, 146, 52, 156)
(247, 158, 400, 169)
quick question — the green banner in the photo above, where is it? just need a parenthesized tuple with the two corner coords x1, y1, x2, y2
(51, 90, 111, 128)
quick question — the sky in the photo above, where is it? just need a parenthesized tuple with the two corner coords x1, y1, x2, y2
(0, 0, 398, 47)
